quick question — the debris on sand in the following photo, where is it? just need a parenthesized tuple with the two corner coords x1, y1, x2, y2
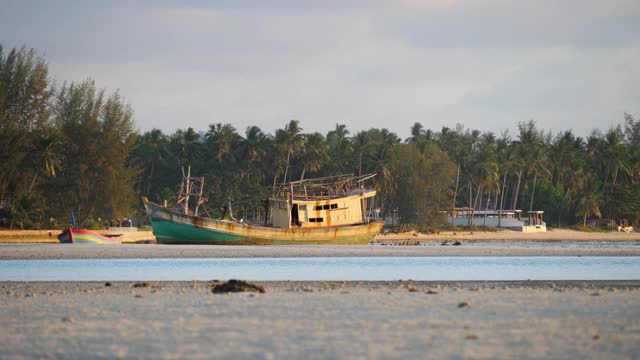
(133, 282, 150, 288)
(212, 280, 265, 294)
(458, 301, 471, 308)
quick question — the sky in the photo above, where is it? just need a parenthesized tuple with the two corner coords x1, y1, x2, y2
(2, 0, 639, 139)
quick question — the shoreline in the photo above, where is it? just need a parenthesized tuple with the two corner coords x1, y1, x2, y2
(0, 228, 638, 244)
(1, 242, 640, 259)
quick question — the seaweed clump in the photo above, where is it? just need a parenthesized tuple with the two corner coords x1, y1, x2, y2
(212, 279, 265, 294)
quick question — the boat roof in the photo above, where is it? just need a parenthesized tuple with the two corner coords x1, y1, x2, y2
(271, 173, 377, 201)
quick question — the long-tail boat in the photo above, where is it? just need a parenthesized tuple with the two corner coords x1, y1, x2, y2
(143, 169, 383, 245)
(57, 228, 123, 244)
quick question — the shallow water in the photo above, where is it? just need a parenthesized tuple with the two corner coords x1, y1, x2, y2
(1, 256, 639, 281)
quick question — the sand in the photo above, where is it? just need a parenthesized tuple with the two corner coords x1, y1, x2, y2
(381, 228, 640, 242)
(1, 281, 639, 359)
(2, 242, 639, 358)
(1, 228, 638, 244)
(1, 242, 639, 260)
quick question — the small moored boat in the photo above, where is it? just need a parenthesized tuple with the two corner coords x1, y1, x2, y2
(57, 228, 124, 244)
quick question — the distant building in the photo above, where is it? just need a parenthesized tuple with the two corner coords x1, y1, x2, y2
(447, 208, 546, 232)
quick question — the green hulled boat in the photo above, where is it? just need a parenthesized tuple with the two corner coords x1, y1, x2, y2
(143, 172, 383, 245)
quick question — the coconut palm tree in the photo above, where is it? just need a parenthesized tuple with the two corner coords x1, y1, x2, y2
(576, 179, 602, 226)
(352, 131, 370, 177)
(28, 137, 62, 193)
(299, 132, 328, 180)
(405, 122, 424, 143)
(276, 120, 304, 184)
(239, 126, 267, 161)
(206, 123, 239, 164)
(326, 123, 352, 175)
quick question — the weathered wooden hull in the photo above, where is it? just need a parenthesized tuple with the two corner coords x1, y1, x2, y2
(144, 200, 384, 245)
(57, 228, 123, 244)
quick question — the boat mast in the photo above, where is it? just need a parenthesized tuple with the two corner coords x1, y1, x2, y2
(175, 166, 207, 216)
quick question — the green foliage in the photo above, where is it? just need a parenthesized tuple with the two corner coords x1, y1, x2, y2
(0, 45, 54, 217)
(7, 193, 47, 230)
(391, 143, 456, 228)
(1, 44, 640, 230)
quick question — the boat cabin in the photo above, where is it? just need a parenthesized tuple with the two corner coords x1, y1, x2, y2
(269, 174, 377, 229)
(522, 210, 546, 232)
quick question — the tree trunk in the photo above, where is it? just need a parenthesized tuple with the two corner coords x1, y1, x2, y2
(529, 171, 538, 212)
(468, 180, 472, 226)
(512, 170, 522, 210)
(483, 189, 491, 227)
(28, 172, 38, 194)
(474, 184, 483, 211)
(498, 173, 507, 227)
(300, 165, 306, 181)
(283, 151, 291, 184)
(452, 164, 460, 227)
(473, 184, 483, 226)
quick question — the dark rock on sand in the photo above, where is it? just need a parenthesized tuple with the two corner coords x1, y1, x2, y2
(458, 301, 471, 308)
(133, 282, 150, 288)
(212, 279, 265, 294)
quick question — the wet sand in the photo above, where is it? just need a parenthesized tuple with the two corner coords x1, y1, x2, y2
(1, 281, 639, 359)
(1, 242, 639, 260)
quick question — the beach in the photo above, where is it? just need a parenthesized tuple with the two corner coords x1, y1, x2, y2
(2, 280, 639, 359)
(1, 228, 639, 244)
(2, 240, 639, 359)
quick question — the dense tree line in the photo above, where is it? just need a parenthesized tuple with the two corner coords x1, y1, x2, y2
(0, 46, 137, 229)
(1, 45, 639, 229)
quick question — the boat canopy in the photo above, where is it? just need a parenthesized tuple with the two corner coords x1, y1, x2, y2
(271, 173, 376, 201)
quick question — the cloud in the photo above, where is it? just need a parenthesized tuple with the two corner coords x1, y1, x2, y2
(2, 0, 639, 138)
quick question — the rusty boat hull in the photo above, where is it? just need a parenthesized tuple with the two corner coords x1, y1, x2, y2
(143, 199, 384, 245)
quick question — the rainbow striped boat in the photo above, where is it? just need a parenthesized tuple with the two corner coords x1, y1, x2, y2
(57, 228, 124, 244)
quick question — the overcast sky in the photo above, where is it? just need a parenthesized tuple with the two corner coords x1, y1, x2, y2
(2, 0, 639, 138)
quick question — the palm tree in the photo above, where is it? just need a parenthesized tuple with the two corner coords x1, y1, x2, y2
(603, 127, 630, 186)
(27, 137, 63, 193)
(477, 137, 499, 226)
(405, 122, 424, 143)
(352, 131, 370, 177)
(206, 123, 238, 164)
(299, 132, 328, 180)
(276, 120, 304, 184)
(370, 129, 400, 212)
(239, 126, 268, 166)
(326, 123, 352, 174)
(170, 127, 202, 168)
(577, 187, 602, 227)
(135, 129, 169, 196)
